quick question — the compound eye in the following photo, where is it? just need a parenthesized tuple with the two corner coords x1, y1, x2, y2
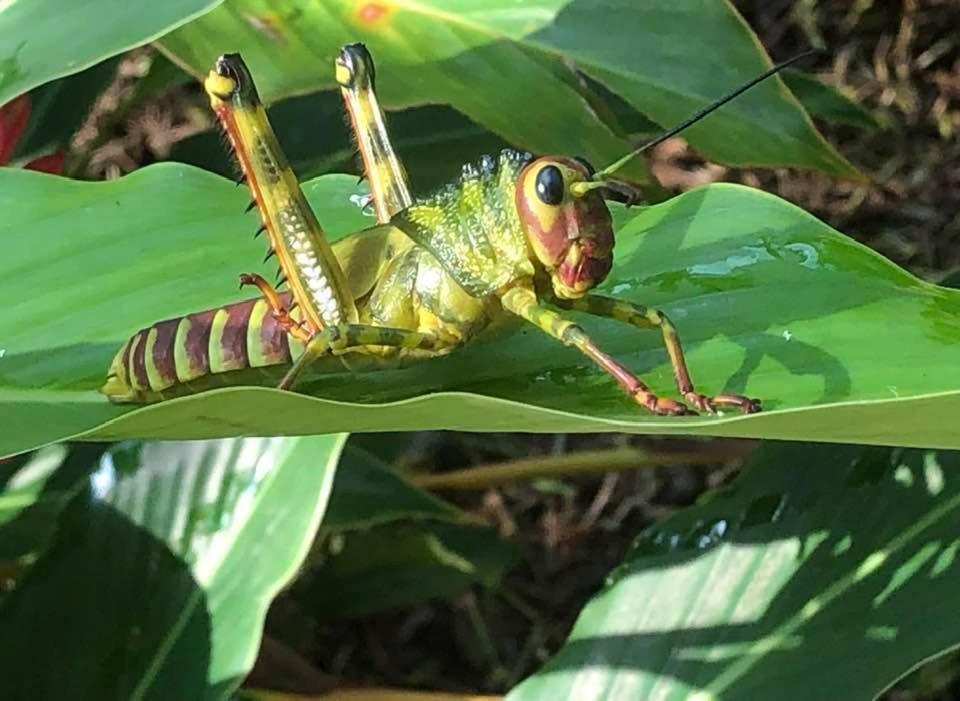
(535, 164, 565, 206)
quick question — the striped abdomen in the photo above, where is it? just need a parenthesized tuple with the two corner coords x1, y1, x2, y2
(101, 294, 305, 403)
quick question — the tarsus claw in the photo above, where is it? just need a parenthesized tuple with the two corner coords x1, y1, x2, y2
(690, 393, 762, 415)
(637, 391, 763, 417)
(634, 391, 698, 416)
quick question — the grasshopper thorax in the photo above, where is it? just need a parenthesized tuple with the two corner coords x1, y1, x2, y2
(515, 156, 614, 299)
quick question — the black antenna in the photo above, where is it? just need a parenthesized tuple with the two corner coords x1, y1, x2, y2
(596, 49, 819, 179)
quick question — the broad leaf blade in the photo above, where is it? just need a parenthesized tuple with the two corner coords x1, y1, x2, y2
(311, 442, 518, 619)
(0, 435, 345, 700)
(161, 0, 647, 182)
(0, 0, 222, 106)
(0, 444, 102, 561)
(507, 443, 960, 701)
(528, 0, 857, 175)
(158, 0, 854, 177)
(1, 166, 959, 456)
(782, 68, 881, 130)
(322, 445, 462, 530)
(312, 521, 519, 619)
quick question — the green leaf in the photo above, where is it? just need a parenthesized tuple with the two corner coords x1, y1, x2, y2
(942, 270, 960, 289)
(0, 444, 103, 561)
(0, 435, 345, 700)
(160, 0, 647, 182)
(782, 68, 882, 130)
(215, 439, 515, 620)
(507, 442, 960, 701)
(158, 0, 855, 177)
(322, 444, 462, 531)
(0, 0, 222, 106)
(311, 521, 519, 619)
(346, 432, 420, 465)
(2, 165, 960, 457)
(305, 441, 518, 619)
(526, 1, 857, 175)
(0, 446, 69, 532)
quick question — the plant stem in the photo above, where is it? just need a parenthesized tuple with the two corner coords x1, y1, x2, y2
(409, 441, 755, 492)
(242, 688, 502, 700)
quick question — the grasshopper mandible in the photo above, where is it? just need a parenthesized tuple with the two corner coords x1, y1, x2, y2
(102, 45, 806, 415)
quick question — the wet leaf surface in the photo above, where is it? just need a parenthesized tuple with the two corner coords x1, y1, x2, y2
(1, 166, 958, 457)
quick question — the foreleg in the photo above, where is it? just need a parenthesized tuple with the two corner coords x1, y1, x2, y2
(553, 294, 761, 414)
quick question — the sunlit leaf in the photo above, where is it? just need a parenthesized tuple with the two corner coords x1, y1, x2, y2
(508, 442, 960, 701)
(0, 444, 99, 561)
(0, 0, 222, 106)
(0, 435, 345, 699)
(159, 0, 856, 177)
(2, 166, 959, 458)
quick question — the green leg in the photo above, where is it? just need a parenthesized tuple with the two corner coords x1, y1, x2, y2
(501, 288, 695, 416)
(553, 294, 761, 414)
(279, 323, 444, 391)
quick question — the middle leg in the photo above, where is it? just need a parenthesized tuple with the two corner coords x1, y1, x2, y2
(279, 323, 447, 391)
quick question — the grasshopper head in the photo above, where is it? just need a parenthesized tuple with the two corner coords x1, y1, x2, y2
(205, 54, 261, 110)
(513, 52, 816, 299)
(516, 156, 619, 299)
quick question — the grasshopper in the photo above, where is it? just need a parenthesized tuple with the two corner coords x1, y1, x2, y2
(101, 45, 804, 415)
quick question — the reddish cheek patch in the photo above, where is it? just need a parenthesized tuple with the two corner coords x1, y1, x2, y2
(536, 219, 570, 263)
(357, 1, 391, 24)
(516, 189, 569, 264)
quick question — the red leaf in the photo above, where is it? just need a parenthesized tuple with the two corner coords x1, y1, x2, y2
(24, 151, 65, 175)
(0, 94, 32, 165)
